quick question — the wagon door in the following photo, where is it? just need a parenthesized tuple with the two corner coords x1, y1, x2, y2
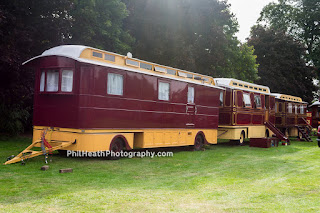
(186, 86, 195, 127)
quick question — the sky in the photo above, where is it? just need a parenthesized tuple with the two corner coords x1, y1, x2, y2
(227, 0, 277, 42)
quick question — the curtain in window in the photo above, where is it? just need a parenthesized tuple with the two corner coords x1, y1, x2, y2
(107, 73, 123, 95)
(40, 71, 45, 92)
(158, 82, 169, 101)
(254, 95, 261, 108)
(188, 87, 195, 103)
(243, 93, 251, 107)
(219, 91, 224, 106)
(61, 70, 73, 92)
(288, 103, 292, 113)
(46, 70, 59, 92)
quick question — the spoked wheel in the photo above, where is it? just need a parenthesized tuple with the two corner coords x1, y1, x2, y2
(109, 138, 124, 160)
(194, 134, 204, 151)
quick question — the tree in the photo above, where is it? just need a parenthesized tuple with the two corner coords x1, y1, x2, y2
(69, 0, 134, 54)
(248, 25, 317, 103)
(259, 0, 320, 72)
(123, 0, 259, 82)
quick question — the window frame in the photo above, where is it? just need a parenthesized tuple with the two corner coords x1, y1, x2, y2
(158, 81, 170, 101)
(254, 94, 262, 109)
(39, 68, 75, 94)
(243, 92, 251, 108)
(187, 86, 195, 104)
(107, 72, 124, 96)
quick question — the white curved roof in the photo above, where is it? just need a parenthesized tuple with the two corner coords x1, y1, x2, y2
(22, 45, 224, 90)
(214, 78, 270, 94)
(271, 93, 306, 103)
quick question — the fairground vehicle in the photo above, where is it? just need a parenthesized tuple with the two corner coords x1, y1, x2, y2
(272, 93, 312, 141)
(5, 45, 224, 164)
(214, 78, 287, 145)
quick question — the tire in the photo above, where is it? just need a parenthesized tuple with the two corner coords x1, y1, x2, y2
(284, 129, 289, 138)
(109, 138, 124, 160)
(237, 131, 245, 146)
(265, 129, 270, 138)
(194, 134, 204, 151)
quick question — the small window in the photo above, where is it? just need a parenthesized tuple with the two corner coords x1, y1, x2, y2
(300, 105, 304, 114)
(244, 85, 248, 88)
(203, 78, 210, 83)
(249, 86, 253, 89)
(188, 87, 195, 103)
(126, 59, 139, 67)
(194, 76, 202, 80)
(233, 82, 238, 86)
(40, 71, 45, 92)
(178, 71, 188, 78)
(93, 51, 102, 58)
(239, 84, 243, 87)
(166, 69, 176, 75)
(243, 93, 251, 108)
(154, 66, 166, 73)
(288, 103, 293, 113)
(105, 54, 115, 62)
(158, 82, 170, 101)
(107, 73, 123, 96)
(46, 70, 59, 92)
(140, 62, 152, 70)
(219, 91, 224, 106)
(61, 70, 73, 92)
(254, 95, 261, 108)
(295, 105, 298, 114)
(186, 73, 193, 79)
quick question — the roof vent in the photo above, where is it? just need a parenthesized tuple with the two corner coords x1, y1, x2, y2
(127, 52, 133, 58)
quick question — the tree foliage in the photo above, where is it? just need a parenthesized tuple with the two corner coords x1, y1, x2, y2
(248, 25, 317, 103)
(0, 0, 133, 134)
(124, 0, 259, 82)
(259, 0, 320, 71)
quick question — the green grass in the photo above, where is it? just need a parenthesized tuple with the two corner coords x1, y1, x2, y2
(1, 136, 320, 212)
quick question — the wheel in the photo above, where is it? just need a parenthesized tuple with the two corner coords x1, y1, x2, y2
(109, 138, 124, 160)
(265, 129, 270, 138)
(237, 131, 245, 146)
(194, 134, 204, 151)
(298, 131, 303, 140)
(284, 129, 289, 138)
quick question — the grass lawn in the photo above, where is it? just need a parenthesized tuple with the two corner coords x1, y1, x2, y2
(1, 136, 320, 212)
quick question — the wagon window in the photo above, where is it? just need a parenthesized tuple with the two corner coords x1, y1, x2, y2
(275, 103, 278, 112)
(104, 54, 115, 62)
(300, 105, 304, 114)
(40, 71, 45, 92)
(254, 95, 261, 108)
(220, 91, 224, 106)
(166, 69, 176, 75)
(61, 70, 73, 92)
(295, 105, 298, 114)
(46, 70, 59, 92)
(140, 62, 152, 70)
(288, 103, 293, 113)
(188, 87, 194, 103)
(158, 82, 170, 101)
(93, 51, 102, 58)
(107, 73, 123, 96)
(243, 93, 251, 107)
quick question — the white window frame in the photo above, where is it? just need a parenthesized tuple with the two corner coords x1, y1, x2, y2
(46, 70, 59, 92)
(219, 91, 224, 106)
(300, 105, 304, 114)
(107, 73, 124, 96)
(288, 103, 293, 113)
(254, 94, 262, 108)
(158, 82, 170, 101)
(61, 70, 73, 92)
(188, 86, 195, 104)
(243, 93, 251, 108)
